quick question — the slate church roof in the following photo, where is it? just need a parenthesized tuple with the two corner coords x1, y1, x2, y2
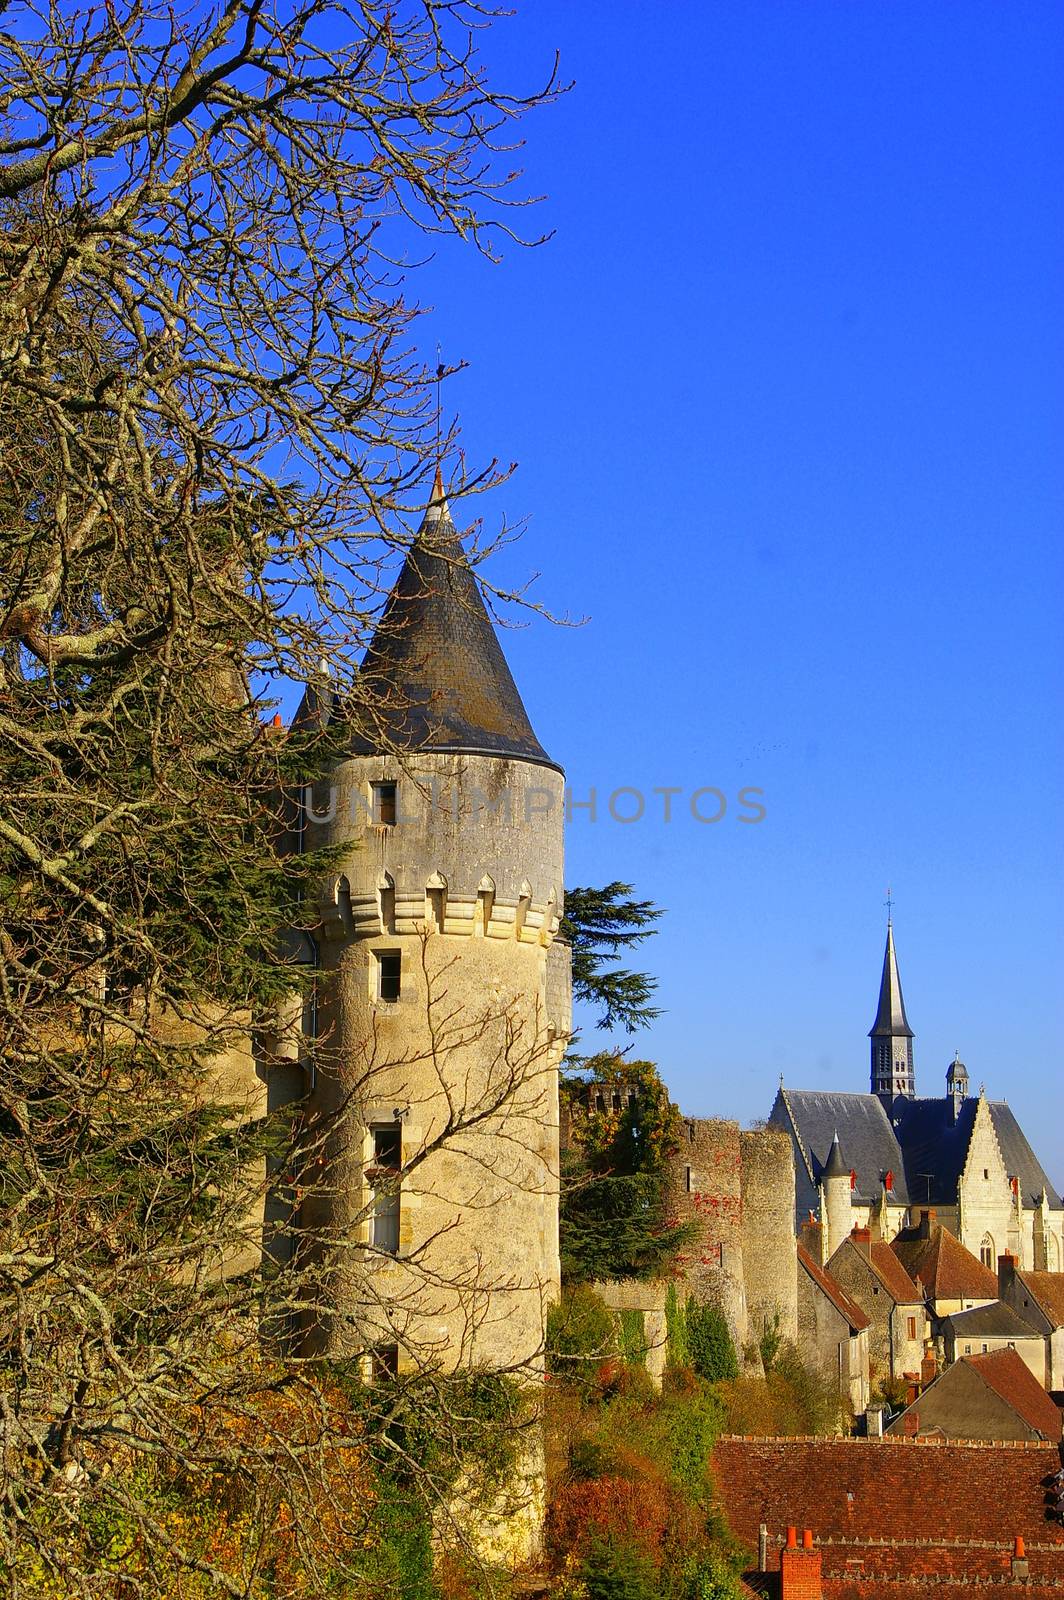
(770, 1087, 909, 1222)
(893, 1096, 1062, 1210)
(869, 921, 913, 1038)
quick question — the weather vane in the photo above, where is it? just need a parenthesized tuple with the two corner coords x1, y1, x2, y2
(435, 342, 444, 460)
(884, 885, 894, 924)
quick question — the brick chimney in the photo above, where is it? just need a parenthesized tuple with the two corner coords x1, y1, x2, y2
(917, 1207, 936, 1240)
(851, 1225, 872, 1259)
(1011, 1537, 1028, 1580)
(781, 1528, 822, 1600)
(998, 1251, 1018, 1300)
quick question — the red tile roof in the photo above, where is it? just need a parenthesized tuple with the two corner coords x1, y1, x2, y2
(712, 1436, 1064, 1557)
(968, 1348, 1063, 1438)
(1019, 1269, 1064, 1329)
(890, 1222, 998, 1301)
(798, 1244, 870, 1331)
(867, 1241, 921, 1304)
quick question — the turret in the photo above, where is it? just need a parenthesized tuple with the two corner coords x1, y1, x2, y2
(820, 1131, 853, 1259)
(293, 470, 569, 1394)
(869, 918, 915, 1102)
(946, 1051, 969, 1121)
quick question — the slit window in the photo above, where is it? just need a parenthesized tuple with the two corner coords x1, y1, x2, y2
(369, 1123, 401, 1255)
(377, 952, 401, 1003)
(907, 1316, 917, 1340)
(373, 782, 397, 826)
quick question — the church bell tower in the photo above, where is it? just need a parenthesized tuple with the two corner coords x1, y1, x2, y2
(869, 917, 915, 1103)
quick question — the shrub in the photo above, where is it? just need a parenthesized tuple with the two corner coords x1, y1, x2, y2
(547, 1286, 617, 1391)
(684, 1301, 738, 1384)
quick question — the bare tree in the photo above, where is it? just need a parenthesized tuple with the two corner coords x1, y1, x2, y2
(0, 1, 562, 1591)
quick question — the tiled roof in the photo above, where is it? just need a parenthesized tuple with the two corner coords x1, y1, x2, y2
(945, 1300, 1046, 1340)
(798, 1244, 870, 1331)
(712, 1435, 1064, 1553)
(890, 1222, 998, 1302)
(967, 1348, 1063, 1438)
(1018, 1270, 1064, 1329)
(868, 1241, 922, 1304)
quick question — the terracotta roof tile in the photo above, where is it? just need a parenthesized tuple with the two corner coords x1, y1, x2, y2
(890, 1222, 998, 1301)
(798, 1243, 870, 1330)
(967, 1348, 1063, 1438)
(868, 1241, 921, 1303)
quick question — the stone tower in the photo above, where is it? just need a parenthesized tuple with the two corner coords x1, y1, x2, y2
(294, 471, 569, 1402)
(820, 1130, 853, 1259)
(869, 919, 914, 1102)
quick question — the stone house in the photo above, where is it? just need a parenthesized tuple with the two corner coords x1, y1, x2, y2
(998, 1252, 1064, 1395)
(885, 1348, 1062, 1442)
(889, 1209, 997, 1323)
(796, 1243, 870, 1418)
(943, 1301, 1049, 1384)
(826, 1227, 926, 1389)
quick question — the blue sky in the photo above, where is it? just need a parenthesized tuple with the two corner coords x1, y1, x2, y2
(393, 4, 1064, 1180)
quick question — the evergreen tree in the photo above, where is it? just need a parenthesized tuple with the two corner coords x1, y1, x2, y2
(562, 883, 663, 1034)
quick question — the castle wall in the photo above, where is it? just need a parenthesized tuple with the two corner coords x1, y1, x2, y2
(666, 1118, 747, 1350)
(740, 1127, 799, 1345)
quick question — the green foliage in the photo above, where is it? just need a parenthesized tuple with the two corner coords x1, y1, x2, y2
(756, 1310, 784, 1374)
(665, 1295, 738, 1384)
(560, 1054, 693, 1283)
(665, 1282, 688, 1370)
(562, 883, 662, 1035)
(547, 1285, 617, 1390)
(577, 1537, 659, 1600)
(545, 1363, 739, 1600)
(684, 1300, 739, 1384)
(616, 1309, 648, 1368)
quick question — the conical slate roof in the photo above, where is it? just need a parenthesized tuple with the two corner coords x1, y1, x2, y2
(869, 921, 914, 1039)
(823, 1131, 849, 1179)
(346, 471, 556, 767)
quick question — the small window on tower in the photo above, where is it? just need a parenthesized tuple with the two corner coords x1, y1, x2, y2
(373, 782, 397, 826)
(983, 1168, 990, 1181)
(907, 1316, 917, 1341)
(377, 951, 401, 1003)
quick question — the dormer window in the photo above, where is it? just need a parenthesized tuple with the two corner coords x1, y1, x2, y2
(373, 782, 397, 826)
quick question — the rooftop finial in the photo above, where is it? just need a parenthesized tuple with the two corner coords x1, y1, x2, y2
(884, 885, 894, 925)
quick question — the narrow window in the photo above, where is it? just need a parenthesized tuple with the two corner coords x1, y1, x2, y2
(981, 1343, 988, 1353)
(373, 782, 397, 826)
(685, 1165, 692, 1193)
(983, 1168, 989, 1181)
(964, 1343, 972, 1354)
(979, 1233, 994, 1269)
(907, 1316, 917, 1341)
(377, 951, 401, 1003)
(369, 1123, 401, 1255)
(371, 1343, 399, 1380)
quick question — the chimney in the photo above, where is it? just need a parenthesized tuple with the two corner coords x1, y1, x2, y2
(781, 1529, 822, 1600)
(918, 1207, 936, 1240)
(800, 1216, 826, 1267)
(998, 1251, 1018, 1300)
(851, 1225, 872, 1259)
(920, 1349, 937, 1387)
(1011, 1537, 1028, 1580)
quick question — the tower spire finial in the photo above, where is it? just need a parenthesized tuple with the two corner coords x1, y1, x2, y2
(884, 885, 894, 925)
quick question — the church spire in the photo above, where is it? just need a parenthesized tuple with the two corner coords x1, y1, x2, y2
(869, 918, 915, 1103)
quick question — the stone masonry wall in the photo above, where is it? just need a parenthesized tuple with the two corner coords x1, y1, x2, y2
(666, 1118, 747, 1350)
(741, 1127, 799, 1347)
